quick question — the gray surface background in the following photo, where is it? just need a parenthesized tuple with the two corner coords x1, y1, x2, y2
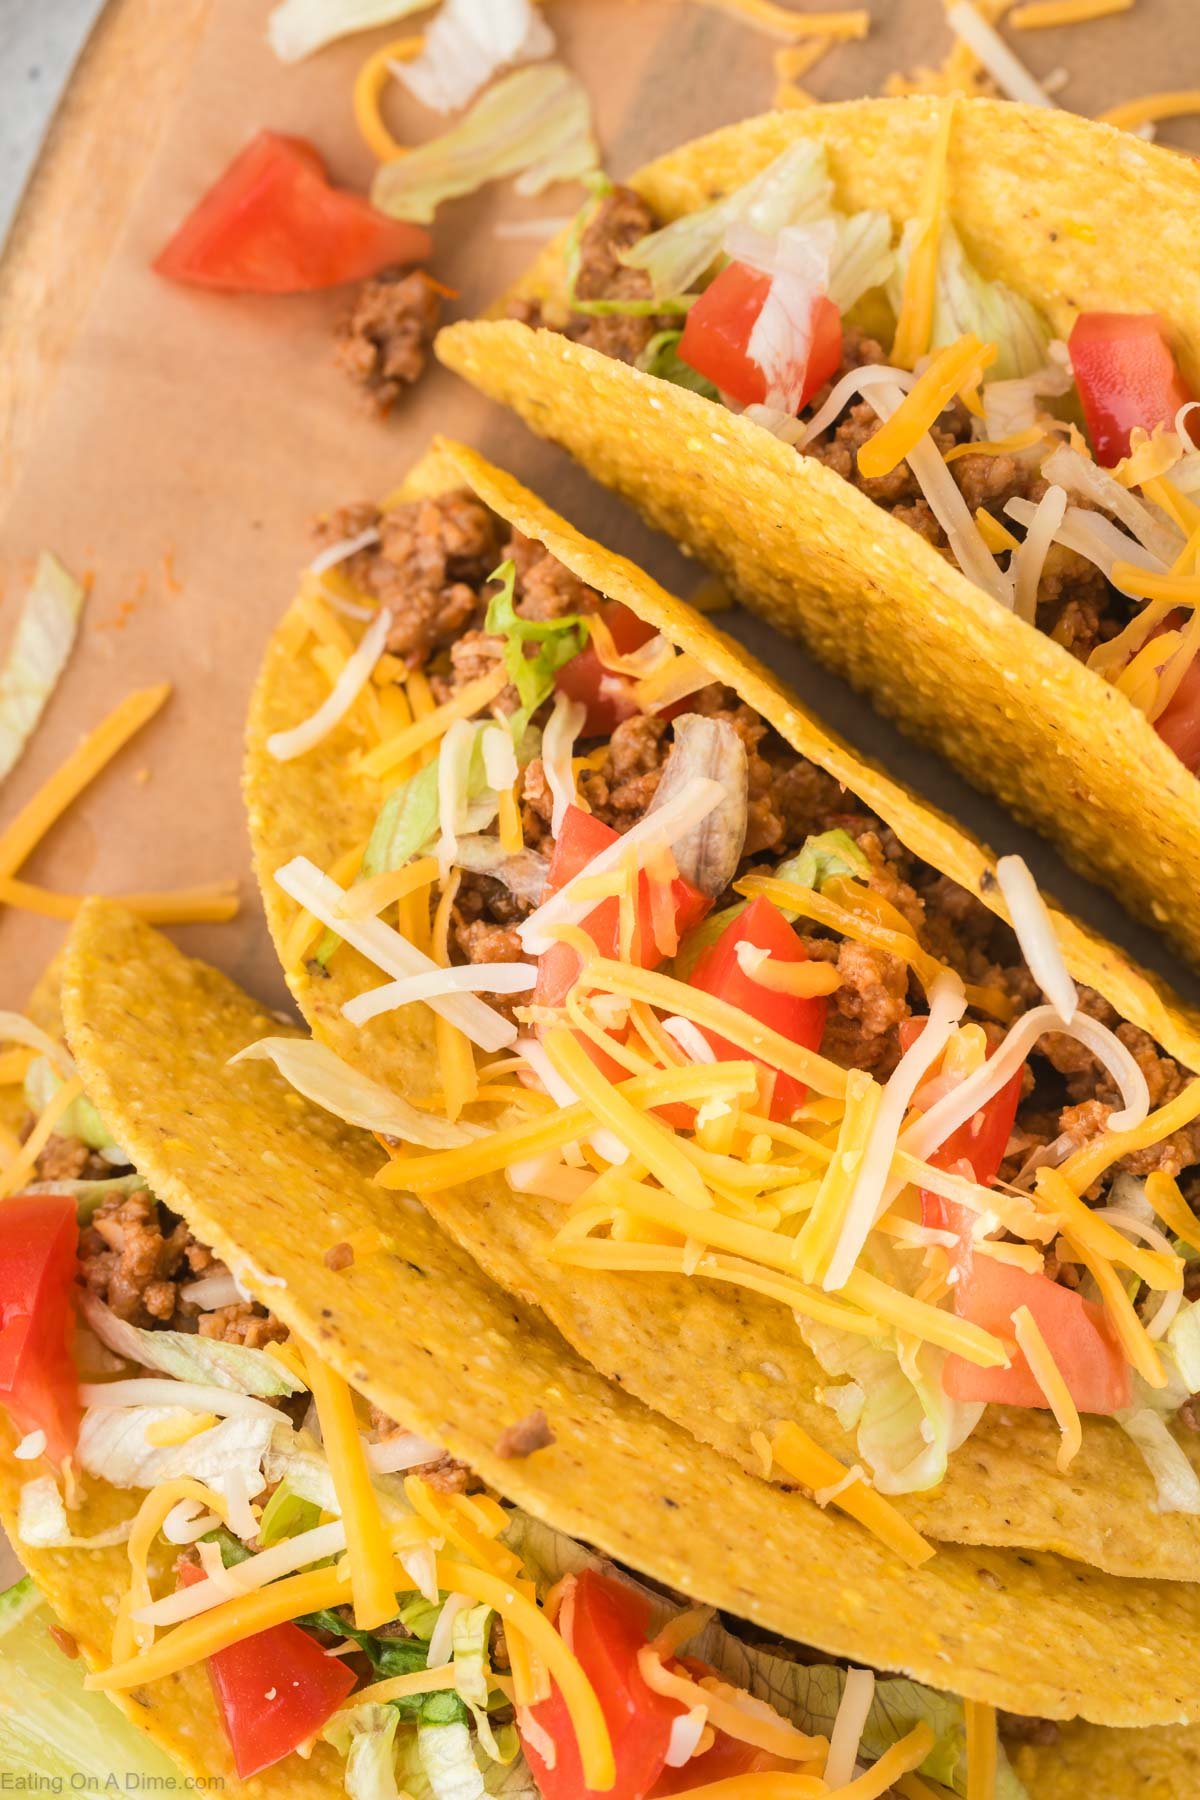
(0, 0, 105, 244)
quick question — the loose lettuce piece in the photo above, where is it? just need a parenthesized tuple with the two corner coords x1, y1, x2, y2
(1168, 1300, 1200, 1393)
(625, 139, 834, 303)
(267, 0, 426, 62)
(78, 1290, 306, 1399)
(636, 329, 720, 398)
(322, 1702, 403, 1800)
(800, 1318, 984, 1495)
(0, 552, 84, 786)
(231, 1037, 486, 1147)
(372, 65, 598, 225)
(484, 558, 588, 733)
(27, 1172, 148, 1221)
(886, 220, 1051, 381)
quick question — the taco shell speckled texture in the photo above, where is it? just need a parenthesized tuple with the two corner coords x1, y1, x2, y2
(244, 438, 1200, 1584)
(32, 897, 1200, 1731)
(435, 97, 1200, 966)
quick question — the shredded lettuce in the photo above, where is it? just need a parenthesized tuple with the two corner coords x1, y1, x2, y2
(417, 1721, 488, 1800)
(27, 1172, 147, 1221)
(790, 827, 869, 891)
(394, 0, 554, 115)
(257, 1482, 323, 1547)
(828, 211, 896, 316)
(364, 761, 443, 877)
(0, 552, 84, 787)
(625, 139, 834, 303)
(1116, 1402, 1200, 1514)
(77, 1291, 305, 1399)
(322, 1702, 403, 1800)
(801, 1318, 984, 1495)
(886, 220, 1051, 382)
(231, 1037, 486, 1147)
(76, 1407, 276, 1497)
(636, 329, 720, 397)
(372, 64, 597, 225)
(24, 1057, 119, 1154)
(484, 559, 588, 737)
(1167, 1300, 1200, 1393)
(267, 0, 426, 62)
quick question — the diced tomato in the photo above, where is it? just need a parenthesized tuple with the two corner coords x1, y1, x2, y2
(1140, 612, 1200, 772)
(689, 896, 827, 1120)
(154, 130, 431, 293)
(678, 261, 842, 410)
(554, 602, 660, 738)
(0, 1194, 80, 1465)
(522, 1570, 682, 1800)
(1068, 312, 1194, 467)
(942, 1252, 1131, 1413)
(534, 806, 710, 1016)
(897, 1016, 1024, 1232)
(177, 1563, 357, 1777)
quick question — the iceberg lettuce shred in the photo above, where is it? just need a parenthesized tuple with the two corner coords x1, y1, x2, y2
(886, 220, 1051, 381)
(372, 65, 597, 225)
(0, 551, 84, 787)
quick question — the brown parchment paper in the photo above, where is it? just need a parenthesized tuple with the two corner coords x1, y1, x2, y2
(0, 0, 1198, 1012)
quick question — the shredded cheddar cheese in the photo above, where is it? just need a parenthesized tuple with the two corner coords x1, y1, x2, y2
(360, 665, 508, 780)
(1, 1076, 83, 1199)
(353, 35, 423, 161)
(301, 1343, 397, 1631)
(964, 1701, 998, 1800)
(1101, 90, 1200, 131)
(111, 1479, 231, 1664)
(0, 685, 170, 885)
(770, 1422, 935, 1566)
(1012, 1304, 1082, 1470)
(943, 426, 1046, 462)
(1145, 1170, 1200, 1258)
(859, 336, 999, 478)
(890, 100, 958, 368)
(0, 876, 238, 925)
(1010, 0, 1130, 21)
(689, 0, 868, 38)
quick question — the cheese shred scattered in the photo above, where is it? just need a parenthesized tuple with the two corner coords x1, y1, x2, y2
(770, 1422, 936, 1566)
(1012, 1304, 1083, 1470)
(301, 1343, 397, 1631)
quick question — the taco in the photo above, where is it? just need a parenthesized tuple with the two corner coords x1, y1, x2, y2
(4, 903, 1200, 1800)
(243, 437, 1200, 1590)
(435, 97, 1200, 966)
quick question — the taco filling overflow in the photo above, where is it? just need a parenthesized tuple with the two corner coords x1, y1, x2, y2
(251, 450, 1200, 1530)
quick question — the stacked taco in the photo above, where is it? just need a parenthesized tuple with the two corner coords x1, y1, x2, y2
(435, 98, 1200, 966)
(1, 898, 1200, 1797)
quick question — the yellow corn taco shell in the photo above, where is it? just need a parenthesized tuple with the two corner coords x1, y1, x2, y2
(435, 98, 1200, 965)
(15, 895, 1200, 1741)
(245, 438, 1200, 1585)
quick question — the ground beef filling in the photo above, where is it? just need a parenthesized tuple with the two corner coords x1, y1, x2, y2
(320, 485, 1200, 1330)
(335, 270, 444, 414)
(75, 1189, 284, 1344)
(509, 189, 1133, 661)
